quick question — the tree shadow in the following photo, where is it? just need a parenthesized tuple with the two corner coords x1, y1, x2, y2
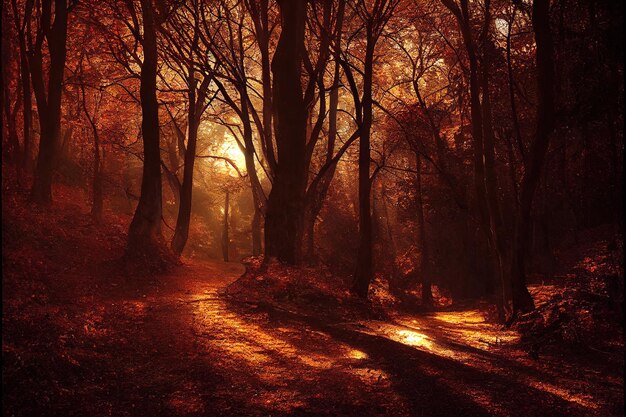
(226, 300, 610, 417)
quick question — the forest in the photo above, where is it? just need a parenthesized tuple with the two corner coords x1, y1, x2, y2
(1, 0, 623, 416)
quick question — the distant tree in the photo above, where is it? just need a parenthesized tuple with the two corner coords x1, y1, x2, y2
(346, 0, 400, 298)
(78, 67, 104, 222)
(161, 0, 217, 255)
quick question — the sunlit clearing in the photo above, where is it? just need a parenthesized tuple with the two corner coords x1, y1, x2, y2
(395, 330, 434, 350)
(192, 293, 336, 372)
(347, 349, 368, 360)
(428, 312, 521, 347)
(432, 310, 485, 325)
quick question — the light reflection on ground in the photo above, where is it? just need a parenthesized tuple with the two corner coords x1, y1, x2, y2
(395, 329, 434, 350)
(183, 283, 616, 416)
(348, 349, 368, 360)
(189, 290, 399, 413)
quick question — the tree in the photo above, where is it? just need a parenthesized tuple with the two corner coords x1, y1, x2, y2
(264, 0, 308, 264)
(162, 0, 217, 255)
(78, 70, 104, 221)
(441, 0, 509, 315)
(10, 0, 33, 173)
(27, 0, 74, 203)
(199, 0, 274, 257)
(126, 0, 169, 258)
(348, 0, 400, 298)
(509, 0, 555, 315)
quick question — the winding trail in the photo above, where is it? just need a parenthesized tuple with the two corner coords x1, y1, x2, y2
(4, 256, 623, 416)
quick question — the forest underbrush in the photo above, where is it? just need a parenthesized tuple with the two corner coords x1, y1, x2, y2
(225, 230, 624, 364)
(517, 227, 624, 360)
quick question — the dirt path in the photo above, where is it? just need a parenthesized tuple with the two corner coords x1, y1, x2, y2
(4, 252, 623, 417)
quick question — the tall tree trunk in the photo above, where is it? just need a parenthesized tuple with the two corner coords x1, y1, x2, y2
(163, 136, 181, 213)
(381, 183, 399, 283)
(247, 0, 276, 173)
(302, 0, 345, 262)
(171, 73, 200, 255)
(302, 161, 339, 262)
(128, 0, 164, 256)
(80, 85, 103, 222)
(351, 33, 375, 298)
(415, 152, 432, 306)
(251, 207, 262, 256)
(506, 5, 525, 162)
(264, 0, 307, 264)
(258, 2, 275, 174)
(222, 190, 230, 262)
(30, 0, 69, 204)
(481, 37, 509, 314)
(240, 94, 267, 254)
(91, 128, 103, 222)
(510, 0, 555, 314)
(215, 83, 266, 257)
(442, 0, 505, 312)
(19, 34, 32, 172)
(11, 0, 32, 172)
(303, 209, 316, 262)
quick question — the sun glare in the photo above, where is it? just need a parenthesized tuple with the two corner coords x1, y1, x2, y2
(220, 134, 247, 172)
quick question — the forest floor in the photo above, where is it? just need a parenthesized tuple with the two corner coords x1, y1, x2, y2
(2, 185, 624, 417)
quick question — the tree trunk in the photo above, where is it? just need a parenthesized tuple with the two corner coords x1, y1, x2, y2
(20, 33, 32, 172)
(259, 6, 275, 174)
(247, 0, 276, 173)
(222, 190, 230, 262)
(264, 0, 307, 264)
(128, 0, 164, 256)
(240, 94, 267, 247)
(381, 184, 399, 283)
(80, 82, 103, 222)
(351, 32, 375, 298)
(251, 207, 262, 256)
(11, 0, 33, 172)
(510, 0, 555, 314)
(171, 73, 200, 255)
(481, 37, 509, 314)
(30, 0, 69, 204)
(415, 152, 433, 306)
(91, 131, 103, 222)
(506, 5, 525, 162)
(303, 209, 316, 262)
(163, 126, 182, 214)
(442, 0, 505, 312)
(301, 21, 344, 263)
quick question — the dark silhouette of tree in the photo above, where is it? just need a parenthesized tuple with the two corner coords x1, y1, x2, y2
(27, 0, 75, 204)
(348, 0, 400, 298)
(264, 0, 308, 264)
(509, 0, 555, 315)
(124, 0, 172, 260)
